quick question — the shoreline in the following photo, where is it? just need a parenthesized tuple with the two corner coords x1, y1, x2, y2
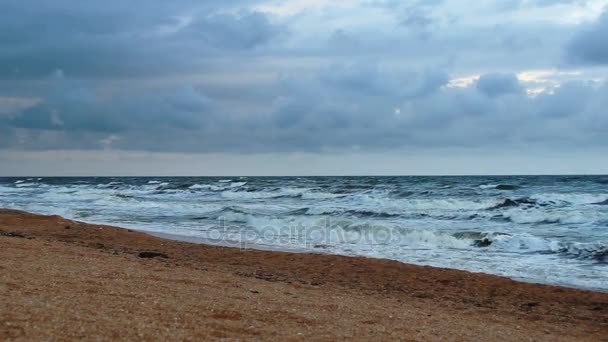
(147, 230, 608, 293)
(15, 209, 608, 293)
(1, 208, 607, 340)
(9, 208, 605, 293)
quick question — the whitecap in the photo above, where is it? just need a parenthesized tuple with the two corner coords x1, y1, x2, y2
(15, 182, 37, 188)
(190, 184, 224, 191)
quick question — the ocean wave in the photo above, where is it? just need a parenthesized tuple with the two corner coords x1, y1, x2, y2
(216, 206, 256, 223)
(474, 233, 607, 262)
(189, 184, 225, 191)
(300, 223, 608, 263)
(220, 188, 340, 200)
(389, 190, 416, 198)
(305, 207, 402, 218)
(221, 190, 298, 200)
(351, 194, 499, 211)
(155, 182, 194, 190)
(499, 208, 593, 224)
(479, 184, 519, 190)
(487, 194, 608, 210)
(238, 216, 475, 249)
(344, 209, 402, 218)
(478, 183, 497, 189)
(193, 205, 288, 223)
(301, 192, 345, 200)
(96, 181, 124, 188)
(307, 195, 565, 221)
(156, 181, 248, 192)
(15, 182, 38, 188)
(286, 208, 310, 215)
(556, 242, 607, 263)
(488, 197, 538, 210)
(114, 194, 135, 199)
(592, 177, 608, 185)
(331, 224, 475, 249)
(531, 193, 608, 205)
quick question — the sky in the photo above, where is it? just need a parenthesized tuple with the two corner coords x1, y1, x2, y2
(1, 0, 608, 176)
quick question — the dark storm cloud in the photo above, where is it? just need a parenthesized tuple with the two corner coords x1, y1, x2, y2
(3, 64, 452, 152)
(0, 0, 280, 79)
(567, 9, 608, 65)
(10, 79, 212, 137)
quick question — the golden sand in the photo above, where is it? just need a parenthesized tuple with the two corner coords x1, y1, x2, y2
(1, 209, 607, 340)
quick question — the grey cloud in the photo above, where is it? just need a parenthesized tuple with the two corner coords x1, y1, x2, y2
(0, 0, 607, 156)
(185, 11, 283, 50)
(532, 0, 585, 7)
(327, 30, 362, 51)
(475, 73, 524, 97)
(0, 0, 280, 79)
(369, 0, 443, 38)
(10, 79, 213, 138)
(493, 0, 585, 11)
(367, 0, 445, 10)
(309, 6, 569, 74)
(534, 81, 594, 118)
(400, 8, 434, 31)
(2, 62, 608, 153)
(567, 10, 608, 65)
(265, 65, 607, 151)
(493, 0, 524, 11)
(315, 64, 448, 99)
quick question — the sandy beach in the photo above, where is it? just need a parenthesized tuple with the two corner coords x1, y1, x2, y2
(0, 208, 607, 340)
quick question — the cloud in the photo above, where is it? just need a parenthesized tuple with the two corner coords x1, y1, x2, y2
(475, 73, 524, 97)
(566, 9, 608, 65)
(0, 0, 607, 167)
(6, 76, 214, 150)
(2, 58, 608, 154)
(498, 0, 586, 10)
(185, 11, 284, 50)
(0, 0, 281, 79)
(532, 0, 586, 7)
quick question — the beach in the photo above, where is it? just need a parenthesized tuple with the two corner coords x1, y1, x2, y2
(4, 176, 607, 290)
(1, 208, 607, 340)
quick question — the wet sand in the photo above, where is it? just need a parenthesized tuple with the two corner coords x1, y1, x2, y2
(1, 209, 607, 340)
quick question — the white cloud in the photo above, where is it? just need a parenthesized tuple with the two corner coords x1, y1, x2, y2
(447, 75, 480, 88)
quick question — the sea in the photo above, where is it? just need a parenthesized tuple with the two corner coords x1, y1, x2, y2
(1, 175, 606, 290)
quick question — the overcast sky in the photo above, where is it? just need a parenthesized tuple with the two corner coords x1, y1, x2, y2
(1, 0, 608, 176)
